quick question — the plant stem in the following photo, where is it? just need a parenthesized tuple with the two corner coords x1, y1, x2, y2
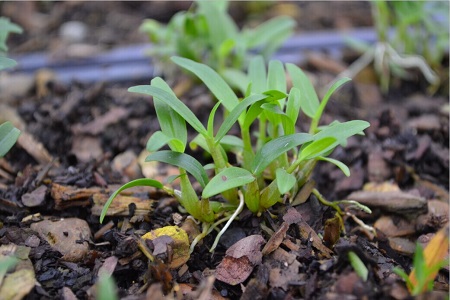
(209, 190, 245, 252)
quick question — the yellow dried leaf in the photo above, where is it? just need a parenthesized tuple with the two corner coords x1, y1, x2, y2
(142, 226, 190, 269)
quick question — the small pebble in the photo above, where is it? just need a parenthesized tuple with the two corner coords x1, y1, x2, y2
(59, 21, 88, 43)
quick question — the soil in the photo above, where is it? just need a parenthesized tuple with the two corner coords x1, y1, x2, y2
(0, 2, 449, 300)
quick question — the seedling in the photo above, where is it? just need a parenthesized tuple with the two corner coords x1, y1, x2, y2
(342, 1, 448, 93)
(393, 227, 449, 296)
(100, 56, 370, 252)
(139, 0, 295, 82)
(0, 17, 22, 156)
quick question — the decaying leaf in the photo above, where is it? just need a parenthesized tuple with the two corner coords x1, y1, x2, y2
(215, 235, 265, 285)
(142, 226, 190, 269)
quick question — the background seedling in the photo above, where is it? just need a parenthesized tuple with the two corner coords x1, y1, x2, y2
(342, 1, 448, 93)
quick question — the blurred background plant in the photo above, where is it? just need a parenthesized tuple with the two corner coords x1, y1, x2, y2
(139, 0, 295, 85)
(342, 0, 449, 94)
(0, 17, 22, 157)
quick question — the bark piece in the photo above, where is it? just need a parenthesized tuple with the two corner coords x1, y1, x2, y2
(215, 235, 265, 285)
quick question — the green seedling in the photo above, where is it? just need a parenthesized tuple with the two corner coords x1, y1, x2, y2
(0, 17, 22, 156)
(139, 0, 295, 82)
(0, 17, 23, 70)
(393, 228, 449, 296)
(348, 251, 369, 282)
(343, 1, 448, 93)
(100, 56, 369, 252)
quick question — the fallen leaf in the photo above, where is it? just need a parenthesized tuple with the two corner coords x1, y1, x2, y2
(215, 235, 265, 285)
(142, 226, 190, 269)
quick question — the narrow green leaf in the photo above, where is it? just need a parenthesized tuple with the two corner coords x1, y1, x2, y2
(267, 60, 286, 95)
(171, 57, 239, 112)
(151, 77, 187, 151)
(221, 68, 250, 95)
(100, 178, 164, 223)
(286, 87, 301, 124)
(248, 56, 267, 93)
(146, 150, 209, 188)
(310, 77, 351, 132)
(202, 167, 255, 198)
(276, 168, 296, 194)
(252, 133, 313, 175)
(215, 93, 267, 143)
(128, 84, 207, 136)
(286, 63, 319, 118)
(348, 251, 368, 282)
(208, 102, 222, 137)
(219, 135, 244, 151)
(0, 57, 17, 71)
(245, 16, 295, 49)
(146, 131, 184, 153)
(299, 137, 337, 161)
(97, 274, 118, 300)
(317, 156, 350, 177)
(314, 120, 370, 146)
(0, 121, 20, 158)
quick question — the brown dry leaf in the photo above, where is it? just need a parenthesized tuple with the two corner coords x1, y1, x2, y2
(216, 256, 254, 286)
(262, 222, 289, 256)
(374, 216, 416, 237)
(268, 248, 303, 290)
(215, 235, 265, 285)
(323, 215, 342, 248)
(297, 220, 333, 258)
(142, 226, 190, 269)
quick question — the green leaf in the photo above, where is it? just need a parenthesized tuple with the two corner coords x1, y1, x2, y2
(215, 93, 267, 143)
(171, 56, 239, 112)
(276, 168, 296, 194)
(0, 121, 21, 158)
(146, 150, 209, 188)
(267, 60, 286, 95)
(146, 131, 184, 153)
(128, 84, 207, 136)
(299, 137, 337, 161)
(245, 16, 295, 49)
(222, 68, 250, 95)
(286, 87, 301, 124)
(286, 63, 319, 118)
(97, 274, 118, 300)
(252, 133, 313, 175)
(151, 77, 187, 152)
(314, 120, 370, 146)
(208, 102, 222, 137)
(348, 251, 368, 282)
(317, 156, 350, 177)
(99, 178, 164, 223)
(261, 103, 295, 135)
(0, 57, 17, 71)
(219, 135, 244, 151)
(202, 167, 255, 199)
(248, 56, 267, 93)
(310, 77, 352, 132)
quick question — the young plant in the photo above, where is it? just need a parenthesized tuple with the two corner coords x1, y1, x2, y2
(393, 227, 449, 296)
(139, 0, 295, 82)
(100, 56, 370, 252)
(342, 1, 448, 93)
(0, 17, 22, 156)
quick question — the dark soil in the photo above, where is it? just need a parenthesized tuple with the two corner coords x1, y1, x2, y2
(0, 2, 448, 300)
